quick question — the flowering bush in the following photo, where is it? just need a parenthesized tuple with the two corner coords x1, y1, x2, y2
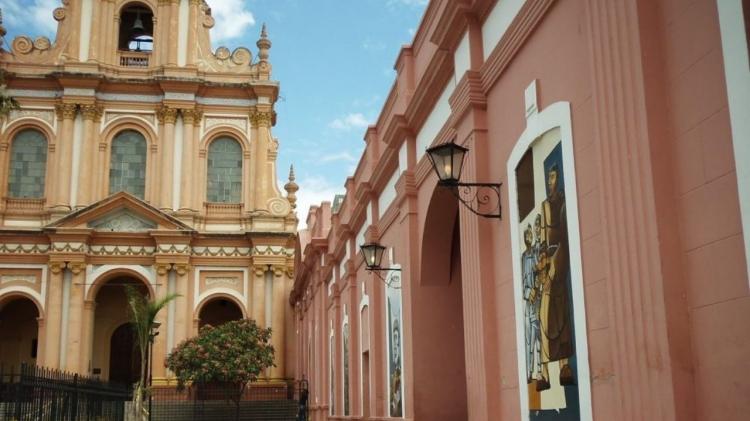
(166, 318, 275, 390)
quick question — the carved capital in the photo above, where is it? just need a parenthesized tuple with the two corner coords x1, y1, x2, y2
(80, 104, 104, 122)
(67, 262, 86, 275)
(249, 110, 273, 128)
(181, 108, 203, 125)
(174, 263, 190, 276)
(156, 106, 178, 124)
(55, 103, 78, 120)
(273, 266, 284, 278)
(156, 263, 172, 276)
(49, 261, 65, 274)
(254, 266, 266, 277)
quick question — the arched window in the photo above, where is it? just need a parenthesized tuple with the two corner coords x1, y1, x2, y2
(207, 137, 243, 203)
(7, 129, 47, 198)
(109, 130, 147, 199)
(118, 3, 154, 52)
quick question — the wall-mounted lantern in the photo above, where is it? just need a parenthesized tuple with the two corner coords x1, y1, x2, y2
(426, 141, 502, 219)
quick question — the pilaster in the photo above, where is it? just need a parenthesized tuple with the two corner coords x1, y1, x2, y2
(585, 0, 678, 418)
(270, 265, 287, 379)
(77, 104, 103, 206)
(53, 103, 78, 209)
(152, 263, 171, 379)
(64, 261, 86, 373)
(252, 266, 267, 330)
(44, 262, 65, 369)
(157, 105, 178, 210)
(249, 110, 274, 211)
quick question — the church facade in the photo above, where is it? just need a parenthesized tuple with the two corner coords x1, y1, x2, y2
(0, 0, 297, 385)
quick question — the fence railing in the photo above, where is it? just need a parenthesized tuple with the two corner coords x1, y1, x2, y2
(148, 382, 304, 421)
(0, 364, 131, 421)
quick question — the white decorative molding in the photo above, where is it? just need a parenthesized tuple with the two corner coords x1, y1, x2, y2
(481, 0, 527, 58)
(193, 266, 249, 312)
(95, 93, 164, 103)
(86, 264, 156, 298)
(164, 92, 195, 101)
(192, 246, 251, 257)
(204, 116, 248, 133)
(196, 97, 256, 107)
(89, 209, 157, 232)
(6, 89, 61, 99)
(51, 242, 88, 253)
(8, 108, 56, 129)
(0, 244, 50, 254)
(89, 244, 156, 256)
(64, 87, 95, 97)
(104, 111, 156, 126)
(156, 244, 191, 254)
(0, 264, 48, 313)
(506, 100, 592, 421)
(0, 275, 37, 285)
(205, 277, 240, 287)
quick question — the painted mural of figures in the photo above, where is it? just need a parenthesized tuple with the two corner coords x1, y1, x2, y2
(389, 321, 403, 416)
(538, 162, 575, 391)
(387, 277, 404, 417)
(522, 224, 543, 383)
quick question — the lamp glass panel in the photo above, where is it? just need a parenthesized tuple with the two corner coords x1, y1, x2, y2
(361, 244, 386, 269)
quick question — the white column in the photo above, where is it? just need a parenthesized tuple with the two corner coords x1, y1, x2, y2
(69, 113, 84, 207)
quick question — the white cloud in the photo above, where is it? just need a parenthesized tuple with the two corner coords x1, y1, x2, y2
(295, 175, 343, 228)
(318, 152, 357, 164)
(388, 0, 429, 7)
(205, 0, 256, 43)
(0, 0, 59, 38)
(329, 113, 371, 131)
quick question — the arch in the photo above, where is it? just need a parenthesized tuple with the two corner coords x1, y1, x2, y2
(2, 118, 56, 145)
(101, 118, 158, 146)
(115, 0, 155, 15)
(0, 295, 41, 369)
(200, 126, 251, 153)
(194, 292, 248, 320)
(85, 267, 155, 302)
(0, 289, 45, 320)
(419, 187, 459, 286)
(117, 1, 155, 51)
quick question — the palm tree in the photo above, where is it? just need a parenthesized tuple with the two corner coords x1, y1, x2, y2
(124, 285, 180, 421)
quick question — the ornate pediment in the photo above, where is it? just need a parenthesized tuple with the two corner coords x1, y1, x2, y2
(46, 191, 194, 232)
(88, 209, 157, 232)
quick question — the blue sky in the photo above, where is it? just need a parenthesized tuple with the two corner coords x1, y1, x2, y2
(0, 0, 428, 222)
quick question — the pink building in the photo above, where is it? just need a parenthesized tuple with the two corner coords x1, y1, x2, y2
(291, 0, 750, 420)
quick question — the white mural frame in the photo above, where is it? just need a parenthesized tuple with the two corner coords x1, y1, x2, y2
(507, 99, 592, 421)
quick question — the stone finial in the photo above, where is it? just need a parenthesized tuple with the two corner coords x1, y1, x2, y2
(284, 165, 299, 210)
(257, 23, 271, 62)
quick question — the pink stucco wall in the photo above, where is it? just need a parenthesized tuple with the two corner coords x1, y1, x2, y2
(291, 0, 749, 420)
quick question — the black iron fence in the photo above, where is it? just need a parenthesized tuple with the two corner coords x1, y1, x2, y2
(148, 381, 303, 421)
(0, 364, 131, 421)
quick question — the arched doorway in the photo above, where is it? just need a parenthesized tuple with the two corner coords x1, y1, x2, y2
(0, 297, 39, 369)
(198, 297, 243, 329)
(92, 276, 150, 384)
(109, 323, 141, 385)
(412, 188, 468, 420)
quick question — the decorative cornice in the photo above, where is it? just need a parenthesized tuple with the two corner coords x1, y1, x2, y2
(0, 243, 50, 254)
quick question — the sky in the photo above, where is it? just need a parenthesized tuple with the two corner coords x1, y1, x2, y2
(0, 0, 428, 224)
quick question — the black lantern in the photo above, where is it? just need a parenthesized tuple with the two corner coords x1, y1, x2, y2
(360, 243, 386, 271)
(426, 141, 468, 185)
(425, 140, 503, 219)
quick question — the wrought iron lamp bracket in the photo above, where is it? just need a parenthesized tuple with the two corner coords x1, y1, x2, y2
(365, 267, 402, 288)
(441, 181, 503, 219)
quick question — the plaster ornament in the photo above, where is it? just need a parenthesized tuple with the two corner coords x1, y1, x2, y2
(215, 47, 231, 60)
(53, 7, 66, 21)
(88, 209, 157, 232)
(267, 197, 291, 216)
(231, 47, 251, 65)
(0, 275, 37, 285)
(12, 36, 33, 54)
(203, 15, 215, 28)
(34, 37, 51, 51)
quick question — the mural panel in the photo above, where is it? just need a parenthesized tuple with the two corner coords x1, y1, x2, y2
(516, 131, 581, 420)
(386, 271, 404, 417)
